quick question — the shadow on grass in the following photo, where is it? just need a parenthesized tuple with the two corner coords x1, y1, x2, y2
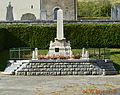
(111, 52, 120, 55)
(113, 62, 120, 74)
(0, 50, 9, 71)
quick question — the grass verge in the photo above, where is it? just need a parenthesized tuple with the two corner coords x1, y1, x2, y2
(110, 49, 120, 73)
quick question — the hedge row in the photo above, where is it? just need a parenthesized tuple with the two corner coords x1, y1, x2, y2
(0, 29, 5, 50)
(0, 24, 120, 49)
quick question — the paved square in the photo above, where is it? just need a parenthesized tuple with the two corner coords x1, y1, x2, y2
(0, 74, 120, 95)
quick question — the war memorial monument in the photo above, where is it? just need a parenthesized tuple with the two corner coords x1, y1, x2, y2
(0, 1, 120, 95)
(2, 9, 117, 76)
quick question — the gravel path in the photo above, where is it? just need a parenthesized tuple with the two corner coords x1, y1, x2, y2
(0, 74, 120, 95)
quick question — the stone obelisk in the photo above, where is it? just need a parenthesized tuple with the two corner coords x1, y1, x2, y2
(57, 9, 64, 40)
(48, 9, 72, 57)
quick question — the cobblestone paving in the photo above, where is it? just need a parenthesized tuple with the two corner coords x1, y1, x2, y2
(0, 74, 120, 95)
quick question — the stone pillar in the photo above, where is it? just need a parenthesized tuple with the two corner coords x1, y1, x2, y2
(57, 9, 64, 40)
(32, 50, 35, 60)
(74, 0, 77, 20)
(6, 2, 14, 21)
(117, 5, 120, 20)
(40, 0, 46, 20)
(111, 5, 120, 20)
(40, 11, 47, 20)
(50, 41, 53, 48)
(85, 51, 89, 59)
(111, 6, 117, 20)
(35, 48, 38, 60)
(81, 48, 89, 59)
(82, 48, 85, 58)
(102, 69, 106, 76)
(32, 48, 38, 60)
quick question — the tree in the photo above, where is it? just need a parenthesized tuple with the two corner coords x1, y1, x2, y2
(77, 0, 111, 17)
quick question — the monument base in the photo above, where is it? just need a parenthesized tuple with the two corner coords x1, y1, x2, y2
(5, 59, 117, 76)
(48, 38, 72, 57)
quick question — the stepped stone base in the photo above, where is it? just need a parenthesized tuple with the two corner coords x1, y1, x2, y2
(12, 59, 117, 76)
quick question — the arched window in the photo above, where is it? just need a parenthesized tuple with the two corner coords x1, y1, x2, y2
(54, 8, 59, 20)
(21, 13, 36, 20)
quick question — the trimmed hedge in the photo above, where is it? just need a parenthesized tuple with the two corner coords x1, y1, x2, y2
(65, 24, 120, 48)
(0, 28, 8, 50)
(1, 24, 120, 49)
(4, 25, 56, 49)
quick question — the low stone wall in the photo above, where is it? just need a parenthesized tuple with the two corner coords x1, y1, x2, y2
(15, 59, 117, 76)
(1, 20, 120, 24)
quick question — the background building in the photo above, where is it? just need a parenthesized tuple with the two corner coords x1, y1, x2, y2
(40, 0, 77, 20)
(0, 0, 77, 21)
(0, 0, 40, 20)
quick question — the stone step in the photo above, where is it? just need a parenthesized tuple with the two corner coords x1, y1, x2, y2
(14, 60, 117, 76)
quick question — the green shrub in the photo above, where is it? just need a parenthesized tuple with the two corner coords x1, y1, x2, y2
(0, 28, 8, 50)
(0, 24, 120, 49)
(65, 24, 120, 48)
(5, 25, 56, 49)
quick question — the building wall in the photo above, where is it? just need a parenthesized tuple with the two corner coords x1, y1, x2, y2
(0, 0, 40, 20)
(40, 0, 77, 20)
(0, 0, 77, 21)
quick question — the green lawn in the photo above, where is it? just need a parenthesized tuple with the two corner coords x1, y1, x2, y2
(38, 50, 48, 55)
(110, 49, 120, 73)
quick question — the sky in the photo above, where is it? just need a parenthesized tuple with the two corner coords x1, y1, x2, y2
(0, 0, 40, 20)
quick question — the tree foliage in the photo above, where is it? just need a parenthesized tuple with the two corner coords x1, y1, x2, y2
(78, 0, 111, 17)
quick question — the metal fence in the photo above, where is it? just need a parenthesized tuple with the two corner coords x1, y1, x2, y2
(9, 48, 110, 60)
(9, 47, 32, 60)
(86, 48, 110, 59)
